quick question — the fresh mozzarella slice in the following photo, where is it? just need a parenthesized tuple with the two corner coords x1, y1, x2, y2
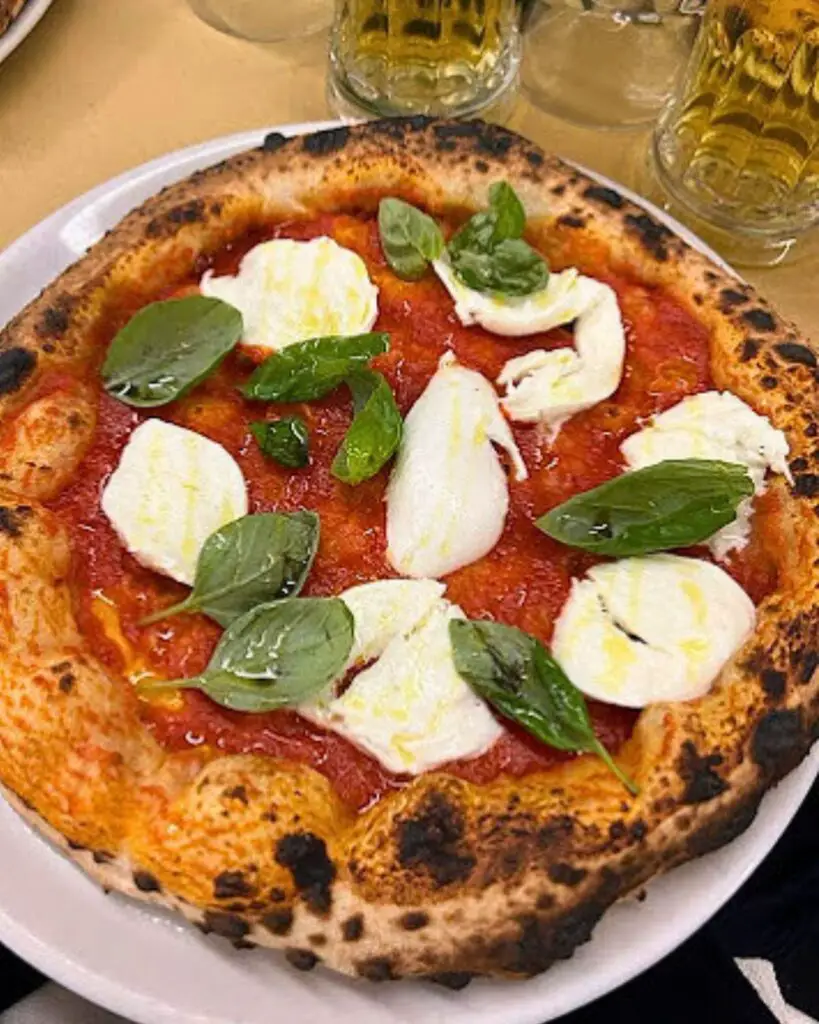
(307, 598, 503, 775)
(386, 354, 527, 579)
(200, 237, 378, 352)
(496, 276, 626, 429)
(552, 554, 755, 708)
(620, 391, 791, 558)
(341, 578, 446, 669)
(101, 419, 248, 585)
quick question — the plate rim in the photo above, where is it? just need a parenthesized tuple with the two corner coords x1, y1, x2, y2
(0, 118, 815, 1024)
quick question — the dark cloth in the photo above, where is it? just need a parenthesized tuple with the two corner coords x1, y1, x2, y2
(0, 781, 816, 1021)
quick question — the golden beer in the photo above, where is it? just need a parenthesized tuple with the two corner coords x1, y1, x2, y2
(328, 0, 521, 117)
(653, 0, 819, 263)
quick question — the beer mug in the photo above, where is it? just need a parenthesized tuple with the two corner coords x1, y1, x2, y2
(652, 0, 819, 265)
(327, 0, 522, 118)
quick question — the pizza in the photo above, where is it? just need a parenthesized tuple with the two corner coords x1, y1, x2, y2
(0, 0, 27, 37)
(0, 119, 816, 986)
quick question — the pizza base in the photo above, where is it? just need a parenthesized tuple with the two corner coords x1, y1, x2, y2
(0, 119, 816, 983)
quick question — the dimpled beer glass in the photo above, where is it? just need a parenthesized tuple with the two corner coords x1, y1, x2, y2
(328, 0, 521, 118)
(653, 0, 819, 264)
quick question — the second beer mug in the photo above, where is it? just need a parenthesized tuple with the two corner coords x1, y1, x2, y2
(327, 0, 522, 118)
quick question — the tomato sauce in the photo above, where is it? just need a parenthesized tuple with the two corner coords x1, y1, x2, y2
(46, 212, 774, 811)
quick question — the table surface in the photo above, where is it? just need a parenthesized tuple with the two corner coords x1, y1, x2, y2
(0, 0, 817, 340)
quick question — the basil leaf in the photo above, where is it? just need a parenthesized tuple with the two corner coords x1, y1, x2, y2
(140, 597, 354, 712)
(449, 619, 638, 794)
(242, 333, 389, 403)
(378, 198, 444, 280)
(141, 512, 319, 627)
(537, 459, 755, 557)
(251, 417, 309, 469)
(102, 296, 243, 408)
(332, 369, 403, 486)
(488, 180, 526, 240)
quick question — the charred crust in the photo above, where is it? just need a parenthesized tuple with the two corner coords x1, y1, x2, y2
(396, 792, 476, 887)
(624, 213, 673, 261)
(132, 870, 162, 893)
(760, 375, 778, 389)
(791, 457, 809, 473)
(399, 910, 430, 931)
(285, 948, 320, 971)
(213, 870, 255, 900)
(740, 339, 760, 361)
(309, 933, 327, 947)
(146, 200, 206, 237)
(0, 348, 36, 395)
(268, 886, 286, 903)
(751, 709, 806, 779)
(202, 911, 250, 941)
(775, 342, 817, 368)
(582, 185, 625, 209)
(261, 131, 288, 152)
(678, 741, 727, 805)
(275, 832, 336, 915)
(686, 794, 760, 859)
(547, 862, 587, 887)
(303, 126, 350, 155)
(58, 672, 75, 694)
(800, 651, 818, 684)
(432, 120, 514, 157)
(558, 214, 586, 229)
(525, 150, 544, 167)
(494, 896, 611, 976)
(92, 850, 113, 865)
(794, 473, 819, 498)
(0, 506, 32, 537)
(342, 914, 364, 941)
(223, 784, 248, 804)
(742, 308, 777, 332)
(357, 956, 397, 982)
(232, 939, 256, 951)
(630, 820, 648, 841)
(761, 668, 787, 699)
(537, 814, 574, 847)
(38, 301, 74, 339)
(474, 159, 489, 173)
(719, 287, 749, 311)
(428, 971, 474, 990)
(262, 908, 294, 936)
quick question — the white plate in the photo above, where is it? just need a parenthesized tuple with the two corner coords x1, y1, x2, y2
(0, 0, 53, 66)
(0, 121, 816, 1024)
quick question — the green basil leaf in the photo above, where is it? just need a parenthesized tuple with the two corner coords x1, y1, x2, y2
(378, 198, 445, 280)
(242, 333, 389, 403)
(332, 369, 403, 486)
(537, 459, 755, 557)
(251, 417, 309, 469)
(488, 180, 526, 240)
(140, 597, 354, 712)
(450, 238, 549, 297)
(449, 619, 638, 794)
(141, 512, 319, 628)
(102, 296, 243, 408)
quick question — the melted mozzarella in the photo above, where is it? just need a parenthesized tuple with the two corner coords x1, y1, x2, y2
(200, 237, 378, 352)
(552, 554, 755, 708)
(101, 419, 248, 585)
(621, 391, 791, 558)
(305, 596, 503, 775)
(386, 354, 527, 579)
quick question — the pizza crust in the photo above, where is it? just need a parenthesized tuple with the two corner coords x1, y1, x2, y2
(0, 119, 816, 982)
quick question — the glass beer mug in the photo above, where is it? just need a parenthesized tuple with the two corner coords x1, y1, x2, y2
(653, 0, 819, 265)
(327, 0, 522, 118)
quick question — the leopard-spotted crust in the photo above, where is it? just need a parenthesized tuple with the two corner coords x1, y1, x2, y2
(0, 119, 817, 983)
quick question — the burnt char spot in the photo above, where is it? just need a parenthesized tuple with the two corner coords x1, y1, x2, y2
(232, 939, 256, 951)
(630, 820, 647, 841)
(760, 375, 778, 389)
(269, 886, 286, 903)
(224, 785, 248, 804)
(40, 305, 71, 337)
(791, 457, 809, 473)
(213, 871, 255, 900)
(67, 840, 85, 851)
(202, 911, 250, 941)
(742, 308, 777, 332)
(309, 933, 327, 947)
(496, 898, 609, 976)
(93, 850, 113, 865)
(342, 914, 364, 941)
(474, 159, 489, 173)
(582, 185, 625, 209)
(525, 150, 544, 167)
(740, 339, 760, 361)
(0, 506, 31, 537)
(678, 741, 727, 805)
(262, 131, 288, 152)
(397, 792, 476, 887)
(146, 200, 205, 236)
(624, 213, 673, 261)
(58, 672, 75, 694)
(719, 287, 749, 311)
(537, 814, 574, 847)
(275, 832, 336, 915)
(0, 348, 36, 396)
(303, 126, 350, 155)
(429, 971, 474, 990)
(286, 948, 320, 971)
(608, 820, 627, 841)
(800, 651, 818, 684)
(547, 862, 587, 887)
(262, 908, 294, 936)
(558, 214, 586, 229)
(357, 957, 396, 982)
(400, 911, 430, 931)
(132, 871, 161, 894)
(761, 668, 787, 699)
(775, 342, 817, 368)
(751, 709, 806, 778)
(794, 473, 819, 498)
(687, 794, 760, 860)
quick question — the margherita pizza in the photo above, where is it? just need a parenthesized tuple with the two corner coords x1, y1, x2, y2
(0, 119, 816, 984)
